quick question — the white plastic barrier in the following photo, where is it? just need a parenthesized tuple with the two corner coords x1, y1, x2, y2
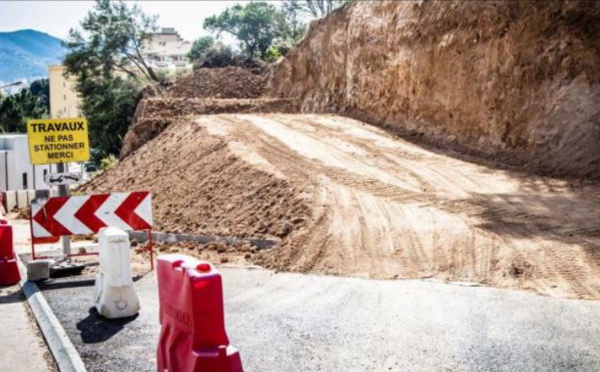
(93, 226, 140, 318)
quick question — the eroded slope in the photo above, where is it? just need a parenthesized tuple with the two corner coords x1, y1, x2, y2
(87, 114, 600, 300)
(270, 1, 600, 179)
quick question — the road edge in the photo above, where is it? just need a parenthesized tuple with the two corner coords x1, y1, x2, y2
(18, 261, 88, 372)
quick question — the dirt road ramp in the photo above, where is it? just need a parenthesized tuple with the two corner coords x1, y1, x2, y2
(86, 113, 600, 300)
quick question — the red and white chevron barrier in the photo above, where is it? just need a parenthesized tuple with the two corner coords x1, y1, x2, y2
(32, 192, 152, 238)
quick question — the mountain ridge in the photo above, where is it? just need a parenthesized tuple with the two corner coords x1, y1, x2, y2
(0, 29, 65, 82)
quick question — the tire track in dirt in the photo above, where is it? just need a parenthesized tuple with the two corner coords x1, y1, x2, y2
(193, 113, 600, 299)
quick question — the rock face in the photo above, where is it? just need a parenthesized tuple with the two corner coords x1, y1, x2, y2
(270, 1, 600, 179)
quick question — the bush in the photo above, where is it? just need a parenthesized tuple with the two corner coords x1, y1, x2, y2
(99, 154, 119, 172)
(193, 44, 235, 69)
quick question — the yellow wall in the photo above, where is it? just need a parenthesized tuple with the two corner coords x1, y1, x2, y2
(48, 65, 81, 119)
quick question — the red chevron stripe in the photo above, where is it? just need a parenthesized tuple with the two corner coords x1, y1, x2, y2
(74, 194, 110, 233)
(114, 191, 152, 230)
(32, 197, 71, 236)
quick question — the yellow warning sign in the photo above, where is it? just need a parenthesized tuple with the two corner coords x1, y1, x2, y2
(27, 118, 90, 164)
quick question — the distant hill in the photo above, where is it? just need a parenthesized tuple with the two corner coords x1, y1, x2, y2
(0, 29, 65, 82)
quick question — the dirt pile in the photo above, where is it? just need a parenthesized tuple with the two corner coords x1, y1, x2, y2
(137, 240, 261, 268)
(120, 66, 298, 159)
(82, 116, 311, 241)
(119, 99, 298, 158)
(168, 67, 267, 99)
(270, 1, 600, 179)
(88, 113, 600, 300)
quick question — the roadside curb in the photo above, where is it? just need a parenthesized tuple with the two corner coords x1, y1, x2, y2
(129, 230, 279, 250)
(17, 260, 87, 372)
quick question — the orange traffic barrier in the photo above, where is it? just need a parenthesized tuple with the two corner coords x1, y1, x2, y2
(157, 254, 243, 372)
(0, 222, 20, 286)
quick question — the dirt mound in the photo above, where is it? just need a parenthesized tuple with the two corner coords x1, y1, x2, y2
(119, 65, 296, 159)
(168, 67, 267, 99)
(193, 54, 265, 70)
(119, 98, 298, 158)
(136, 240, 261, 268)
(82, 116, 311, 241)
(270, 1, 600, 179)
(88, 113, 600, 300)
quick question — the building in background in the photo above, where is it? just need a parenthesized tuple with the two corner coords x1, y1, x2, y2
(142, 28, 192, 70)
(48, 65, 81, 118)
(0, 134, 56, 192)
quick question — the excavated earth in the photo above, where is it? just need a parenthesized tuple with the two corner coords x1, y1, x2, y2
(95, 1, 600, 301)
(270, 1, 600, 179)
(167, 66, 267, 99)
(120, 67, 297, 158)
(86, 113, 600, 300)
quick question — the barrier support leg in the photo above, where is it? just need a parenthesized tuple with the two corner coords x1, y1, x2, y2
(148, 229, 154, 271)
(30, 205, 36, 260)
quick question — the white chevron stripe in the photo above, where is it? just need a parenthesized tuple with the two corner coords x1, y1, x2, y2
(31, 200, 50, 238)
(54, 195, 93, 235)
(94, 193, 131, 231)
(32, 219, 52, 238)
(134, 193, 153, 227)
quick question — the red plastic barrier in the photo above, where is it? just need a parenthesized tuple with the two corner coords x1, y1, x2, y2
(0, 224, 14, 260)
(0, 258, 20, 286)
(0, 222, 20, 286)
(157, 254, 243, 372)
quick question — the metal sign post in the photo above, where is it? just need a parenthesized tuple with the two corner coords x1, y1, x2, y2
(56, 162, 71, 255)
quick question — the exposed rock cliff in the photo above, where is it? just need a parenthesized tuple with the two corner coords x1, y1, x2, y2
(270, 1, 600, 179)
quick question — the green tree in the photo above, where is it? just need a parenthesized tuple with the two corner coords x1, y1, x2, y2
(187, 36, 214, 62)
(204, 2, 286, 60)
(29, 79, 50, 112)
(78, 77, 138, 159)
(284, 0, 350, 19)
(281, 2, 308, 43)
(64, 0, 160, 84)
(0, 89, 47, 133)
(63, 0, 157, 157)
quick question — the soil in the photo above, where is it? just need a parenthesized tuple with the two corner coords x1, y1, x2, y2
(86, 113, 600, 300)
(82, 116, 311, 240)
(137, 240, 259, 267)
(119, 99, 298, 159)
(168, 67, 267, 99)
(91, 1, 600, 301)
(119, 66, 280, 159)
(12, 207, 30, 219)
(270, 1, 600, 180)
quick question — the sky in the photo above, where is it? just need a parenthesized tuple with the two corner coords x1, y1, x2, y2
(0, 1, 248, 42)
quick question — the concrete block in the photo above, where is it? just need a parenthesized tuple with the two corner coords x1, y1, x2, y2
(2, 191, 16, 212)
(16, 190, 28, 209)
(27, 259, 53, 281)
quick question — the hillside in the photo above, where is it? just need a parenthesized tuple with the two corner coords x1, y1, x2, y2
(93, 1, 600, 300)
(270, 1, 600, 179)
(87, 113, 600, 300)
(0, 29, 65, 82)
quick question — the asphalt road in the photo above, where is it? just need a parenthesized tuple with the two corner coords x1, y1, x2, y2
(41, 267, 600, 372)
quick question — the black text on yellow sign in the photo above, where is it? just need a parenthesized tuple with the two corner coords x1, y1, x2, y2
(27, 118, 90, 164)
